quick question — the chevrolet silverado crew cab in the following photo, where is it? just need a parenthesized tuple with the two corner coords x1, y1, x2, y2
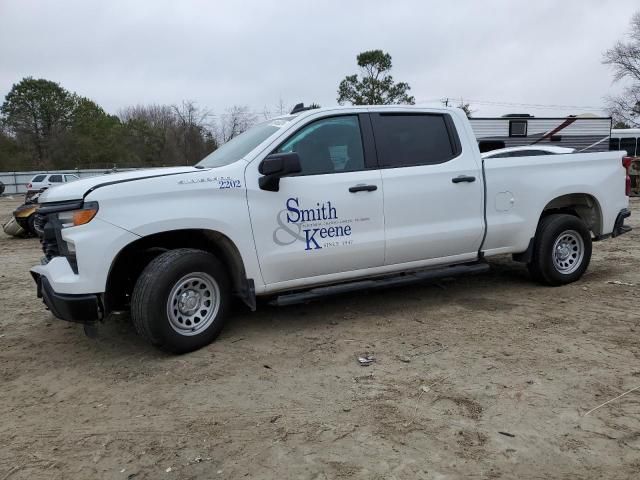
(31, 105, 632, 353)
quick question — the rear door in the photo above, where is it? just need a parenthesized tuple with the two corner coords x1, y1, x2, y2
(371, 111, 485, 266)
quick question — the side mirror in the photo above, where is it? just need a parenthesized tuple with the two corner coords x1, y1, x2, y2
(258, 152, 302, 191)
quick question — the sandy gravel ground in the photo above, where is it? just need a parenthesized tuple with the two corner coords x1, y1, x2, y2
(0, 196, 639, 480)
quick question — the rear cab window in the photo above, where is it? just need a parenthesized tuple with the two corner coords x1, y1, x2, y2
(370, 113, 461, 167)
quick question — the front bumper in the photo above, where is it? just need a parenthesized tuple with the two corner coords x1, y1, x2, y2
(32, 272, 103, 323)
(13, 205, 37, 231)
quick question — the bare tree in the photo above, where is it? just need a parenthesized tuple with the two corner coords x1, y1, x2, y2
(172, 101, 213, 130)
(603, 11, 640, 127)
(218, 105, 257, 143)
(275, 98, 287, 115)
(118, 104, 175, 130)
(118, 102, 216, 166)
(457, 99, 474, 118)
(261, 105, 272, 120)
(442, 98, 474, 117)
(172, 101, 215, 164)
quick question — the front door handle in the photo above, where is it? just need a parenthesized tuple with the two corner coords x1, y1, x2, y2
(452, 175, 476, 183)
(349, 184, 378, 193)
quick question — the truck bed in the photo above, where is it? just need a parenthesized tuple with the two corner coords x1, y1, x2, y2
(481, 151, 628, 256)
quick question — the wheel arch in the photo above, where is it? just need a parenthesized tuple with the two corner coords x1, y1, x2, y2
(104, 228, 255, 313)
(540, 193, 603, 236)
(514, 193, 602, 264)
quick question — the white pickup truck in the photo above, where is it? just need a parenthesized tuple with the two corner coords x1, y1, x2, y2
(31, 105, 632, 353)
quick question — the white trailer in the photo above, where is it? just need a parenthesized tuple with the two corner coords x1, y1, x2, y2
(470, 115, 611, 154)
(609, 128, 640, 157)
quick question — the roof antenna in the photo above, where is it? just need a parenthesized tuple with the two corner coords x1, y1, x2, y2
(290, 102, 321, 114)
(290, 103, 305, 114)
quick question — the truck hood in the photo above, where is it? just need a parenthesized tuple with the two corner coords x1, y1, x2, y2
(38, 167, 200, 203)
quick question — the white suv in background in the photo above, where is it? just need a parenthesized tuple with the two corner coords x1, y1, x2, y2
(27, 173, 79, 197)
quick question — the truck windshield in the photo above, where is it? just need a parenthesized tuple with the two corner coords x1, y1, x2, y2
(197, 117, 294, 168)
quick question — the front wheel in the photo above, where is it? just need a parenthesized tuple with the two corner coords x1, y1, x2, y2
(527, 214, 592, 286)
(27, 214, 43, 237)
(131, 248, 230, 353)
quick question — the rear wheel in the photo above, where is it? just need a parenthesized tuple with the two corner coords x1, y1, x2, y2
(527, 214, 592, 286)
(131, 248, 230, 353)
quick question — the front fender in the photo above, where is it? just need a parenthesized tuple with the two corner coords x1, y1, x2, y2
(85, 170, 262, 288)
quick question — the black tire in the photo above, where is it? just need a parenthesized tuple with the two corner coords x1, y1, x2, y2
(27, 214, 40, 237)
(527, 214, 592, 286)
(131, 248, 230, 353)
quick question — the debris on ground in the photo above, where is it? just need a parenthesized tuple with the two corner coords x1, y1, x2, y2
(583, 384, 640, 416)
(420, 375, 450, 393)
(357, 354, 375, 366)
(606, 280, 635, 286)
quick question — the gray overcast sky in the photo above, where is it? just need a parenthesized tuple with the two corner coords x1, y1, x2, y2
(1, 0, 638, 118)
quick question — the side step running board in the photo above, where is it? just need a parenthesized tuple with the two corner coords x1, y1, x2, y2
(270, 262, 490, 307)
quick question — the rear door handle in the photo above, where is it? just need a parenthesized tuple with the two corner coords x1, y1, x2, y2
(452, 175, 476, 183)
(349, 184, 378, 193)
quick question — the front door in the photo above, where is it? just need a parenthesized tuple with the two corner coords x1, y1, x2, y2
(247, 114, 385, 287)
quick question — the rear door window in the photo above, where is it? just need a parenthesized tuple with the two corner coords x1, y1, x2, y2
(49, 175, 63, 183)
(370, 113, 460, 168)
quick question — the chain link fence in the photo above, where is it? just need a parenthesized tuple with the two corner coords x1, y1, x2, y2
(0, 168, 140, 196)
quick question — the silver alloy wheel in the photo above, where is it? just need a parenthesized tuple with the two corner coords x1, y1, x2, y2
(166, 272, 220, 336)
(552, 230, 584, 274)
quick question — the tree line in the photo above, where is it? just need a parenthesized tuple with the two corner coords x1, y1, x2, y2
(0, 77, 270, 171)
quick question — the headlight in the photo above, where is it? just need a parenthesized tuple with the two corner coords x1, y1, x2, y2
(57, 202, 99, 228)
